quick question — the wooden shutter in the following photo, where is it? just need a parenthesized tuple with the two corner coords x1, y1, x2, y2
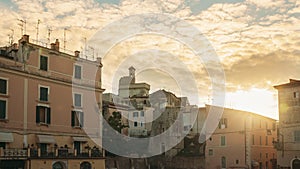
(46, 107, 51, 124)
(36, 106, 40, 123)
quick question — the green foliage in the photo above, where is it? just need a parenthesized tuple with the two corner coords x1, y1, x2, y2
(108, 111, 128, 133)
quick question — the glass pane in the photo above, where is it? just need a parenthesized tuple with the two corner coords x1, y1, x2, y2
(74, 94, 81, 107)
(40, 87, 48, 101)
(0, 79, 7, 94)
(74, 65, 82, 79)
(40, 56, 48, 71)
(0, 100, 6, 119)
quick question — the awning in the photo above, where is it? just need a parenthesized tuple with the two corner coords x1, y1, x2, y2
(37, 135, 56, 144)
(0, 132, 14, 142)
(72, 136, 88, 142)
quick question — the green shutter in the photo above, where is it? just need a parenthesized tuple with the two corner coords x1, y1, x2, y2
(0, 79, 7, 94)
(80, 112, 84, 127)
(71, 111, 75, 127)
(0, 100, 6, 119)
(46, 107, 51, 124)
(36, 106, 40, 123)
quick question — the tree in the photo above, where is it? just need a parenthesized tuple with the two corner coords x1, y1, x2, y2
(108, 111, 127, 133)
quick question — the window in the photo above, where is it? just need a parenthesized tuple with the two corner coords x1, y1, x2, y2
(0, 99, 7, 119)
(184, 125, 192, 131)
(294, 92, 299, 98)
(221, 156, 226, 169)
(134, 121, 138, 127)
(0, 78, 7, 94)
(0, 142, 5, 149)
(221, 136, 226, 146)
(218, 118, 228, 129)
(71, 111, 84, 127)
(40, 143, 47, 156)
(36, 106, 51, 124)
(74, 65, 82, 79)
(266, 136, 268, 145)
(39, 86, 49, 102)
(74, 93, 82, 107)
(40, 55, 48, 71)
(272, 122, 276, 131)
(294, 130, 300, 142)
(236, 160, 239, 164)
(266, 153, 268, 158)
(208, 149, 213, 156)
(266, 161, 269, 169)
(260, 136, 262, 145)
(140, 111, 144, 117)
(80, 162, 91, 169)
(133, 112, 138, 117)
(52, 161, 65, 169)
(74, 141, 81, 154)
(141, 122, 144, 127)
(252, 135, 255, 145)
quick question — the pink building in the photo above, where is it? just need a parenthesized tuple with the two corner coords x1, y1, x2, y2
(204, 105, 277, 169)
(0, 35, 105, 169)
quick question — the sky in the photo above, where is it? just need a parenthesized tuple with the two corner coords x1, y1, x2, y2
(0, 0, 299, 119)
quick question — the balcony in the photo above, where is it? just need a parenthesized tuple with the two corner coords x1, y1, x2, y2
(0, 147, 103, 159)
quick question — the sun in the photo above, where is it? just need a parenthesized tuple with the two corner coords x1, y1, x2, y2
(225, 87, 278, 119)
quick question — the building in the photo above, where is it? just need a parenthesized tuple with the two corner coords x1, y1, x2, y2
(118, 67, 153, 137)
(102, 93, 129, 135)
(0, 35, 105, 169)
(274, 79, 300, 169)
(205, 105, 277, 169)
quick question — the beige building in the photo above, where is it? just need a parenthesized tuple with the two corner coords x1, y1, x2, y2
(118, 67, 153, 137)
(204, 105, 277, 169)
(274, 79, 300, 169)
(0, 35, 105, 169)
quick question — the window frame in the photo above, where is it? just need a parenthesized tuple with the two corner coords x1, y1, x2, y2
(0, 77, 8, 95)
(140, 111, 144, 117)
(221, 135, 226, 146)
(38, 85, 50, 102)
(73, 93, 82, 108)
(294, 130, 300, 142)
(74, 64, 83, 79)
(208, 149, 213, 156)
(71, 110, 84, 128)
(36, 104, 51, 124)
(133, 112, 139, 118)
(39, 55, 49, 71)
(0, 98, 8, 120)
(221, 156, 227, 169)
(218, 118, 228, 129)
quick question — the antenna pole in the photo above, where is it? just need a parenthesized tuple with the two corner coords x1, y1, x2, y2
(47, 28, 52, 47)
(63, 28, 69, 51)
(36, 19, 40, 43)
(18, 19, 24, 36)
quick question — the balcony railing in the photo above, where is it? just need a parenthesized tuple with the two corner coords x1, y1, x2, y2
(0, 147, 103, 159)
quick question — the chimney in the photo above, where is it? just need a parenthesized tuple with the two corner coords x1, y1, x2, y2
(55, 39, 59, 51)
(12, 43, 18, 51)
(50, 39, 60, 51)
(19, 35, 29, 44)
(50, 43, 56, 50)
(74, 51, 80, 57)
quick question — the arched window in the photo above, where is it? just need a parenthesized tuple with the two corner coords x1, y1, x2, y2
(80, 161, 92, 169)
(221, 156, 226, 169)
(53, 161, 65, 169)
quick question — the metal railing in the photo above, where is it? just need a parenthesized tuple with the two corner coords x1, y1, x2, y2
(0, 147, 103, 159)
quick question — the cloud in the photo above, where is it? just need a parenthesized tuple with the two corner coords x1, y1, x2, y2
(0, 0, 299, 116)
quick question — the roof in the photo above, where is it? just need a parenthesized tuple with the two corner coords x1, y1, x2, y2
(204, 104, 277, 120)
(274, 79, 300, 89)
